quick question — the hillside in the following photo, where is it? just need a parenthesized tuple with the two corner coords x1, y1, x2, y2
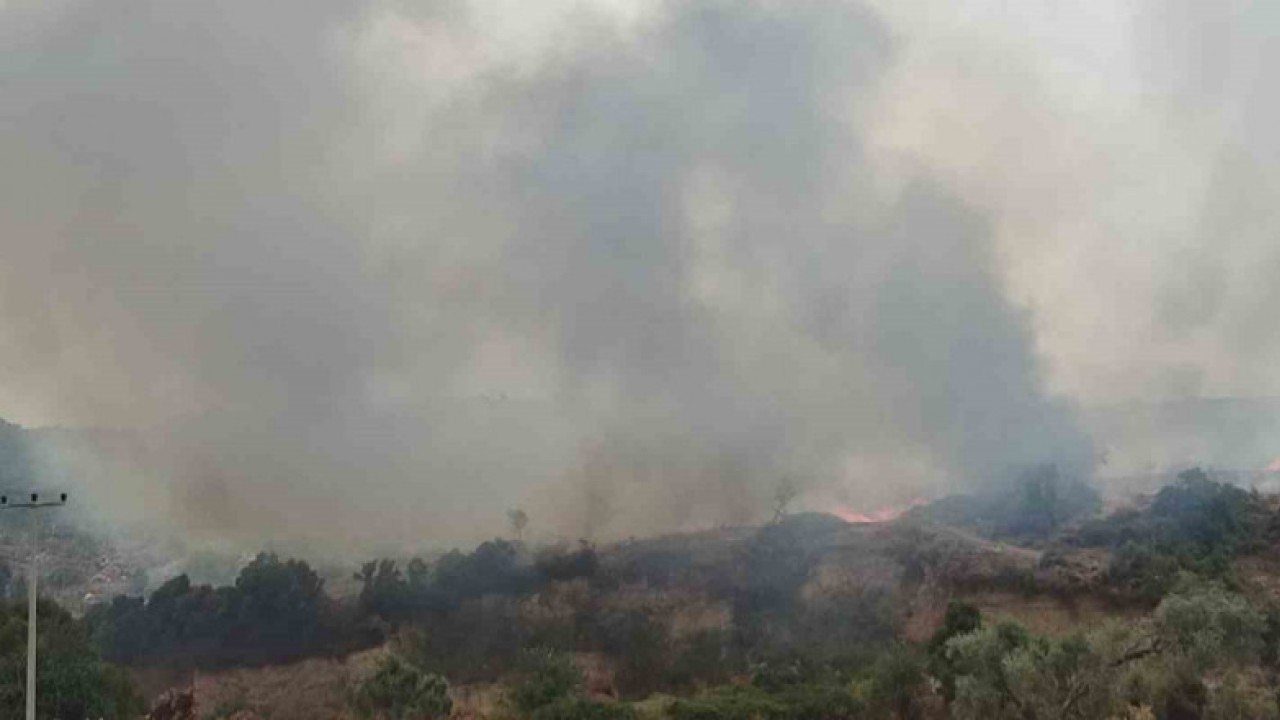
(7, 436, 1280, 719)
(113, 469, 1280, 719)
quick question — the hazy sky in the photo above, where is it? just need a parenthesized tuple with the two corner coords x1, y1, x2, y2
(0, 0, 1276, 550)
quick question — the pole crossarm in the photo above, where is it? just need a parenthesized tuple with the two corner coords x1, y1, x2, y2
(0, 492, 68, 509)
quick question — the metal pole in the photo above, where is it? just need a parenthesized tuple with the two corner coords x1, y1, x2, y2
(26, 513, 37, 720)
(0, 492, 65, 720)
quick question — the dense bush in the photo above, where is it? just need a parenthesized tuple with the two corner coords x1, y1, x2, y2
(944, 622, 1033, 720)
(607, 547, 695, 588)
(670, 686, 787, 720)
(790, 587, 899, 666)
(351, 654, 452, 720)
(1080, 470, 1270, 602)
(1149, 470, 1262, 551)
(938, 584, 1278, 720)
(399, 598, 529, 682)
(664, 629, 738, 691)
(356, 559, 417, 622)
(0, 599, 143, 719)
(361, 524, 888, 695)
(731, 524, 811, 619)
(944, 620, 1165, 720)
(1202, 671, 1280, 720)
(529, 696, 638, 720)
(724, 523, 813, 659)
(592, 609, 670, 697)
(536, 541, 600, 583)
(927, 601, 982, 703)
(432, 540, 538, 605)
(1154, 583, 1266, 670)
(506, 648, 636, 720)
(87, 552, 343, 668)
(1105, 541, 1188, 603)
(357, 540, 552, 626)
(1082, 469, 1264, 557)
(866, 644, 928, 720)
(394, 566, 734, 691)
(670, 683, 864, 720)
(509, 649, 583, 715)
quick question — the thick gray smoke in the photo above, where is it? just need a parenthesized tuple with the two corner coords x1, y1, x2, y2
(856, 0, 1280, 478)
(1137, 0, 1280, 400)
(6, 0, 1209, 553)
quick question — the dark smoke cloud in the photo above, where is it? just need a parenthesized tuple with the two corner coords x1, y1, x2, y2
(0, 0, 1094, 552)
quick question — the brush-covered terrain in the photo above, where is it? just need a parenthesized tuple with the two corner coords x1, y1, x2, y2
(11, 462, 1280, 719)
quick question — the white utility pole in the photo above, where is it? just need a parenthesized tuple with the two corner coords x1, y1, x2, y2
(2, 491, 68, 720)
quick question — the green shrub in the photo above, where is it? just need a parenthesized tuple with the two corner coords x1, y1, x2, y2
(945, 622, 1032, 720)
(530, 696, 638, 720)
(665, 629, 738, 691)
(1082, 470, 1271, 603)
(670, 685, 789, 720)
(1083, 469, 1263, 555)
(510, 649, 583, 714)
(1106, 541, 1184, 603)
(592, 610, 671, 697)
(351, 655, 452, 720)
(506, 649, 639, 720)
(777, 684, 865, 720)
(669, 682, 864, 720)
(536, 541, 600, 582)
(1204, 671, 1279, 720)
(0, 599, 143, 719)
(400, 598, 529, 682)
(87, 552, 338, 668)
(868, 644, 927, 719)
(1148, 470, 1260, 554)
(1154, 584, 1266, 671)
(928, 601, 981, 703)
(1159, 666, 1208, 720)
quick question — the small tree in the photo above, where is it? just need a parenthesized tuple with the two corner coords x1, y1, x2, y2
(352, 655, 452, 720)
(509, 508, 530, 543)
(356, 559, 411, 622)
(770, 479, 798, 525)
(929, 601, 982, 703)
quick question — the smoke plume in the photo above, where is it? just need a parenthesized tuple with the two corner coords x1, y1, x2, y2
(10, 0, 1270, 550)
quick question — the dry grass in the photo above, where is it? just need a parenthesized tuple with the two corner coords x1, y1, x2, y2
(130, 647, 387, 720)
(1233, 554, 1280, 604)
(963, 591, 1142, 636)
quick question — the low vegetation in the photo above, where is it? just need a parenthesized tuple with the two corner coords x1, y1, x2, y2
(1077, 469, 1272, 602)
(86, 552, 354, 668)
(905, 465, 1100, 540)
(351, 654, 452, 720)
(34, 467, 1280, 720)
(0, 599, 142, 719)
(504, 648, 636, 720)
